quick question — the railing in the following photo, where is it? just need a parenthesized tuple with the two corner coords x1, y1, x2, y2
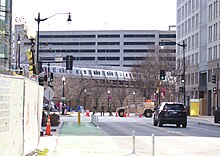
(91, 115, 98, 126)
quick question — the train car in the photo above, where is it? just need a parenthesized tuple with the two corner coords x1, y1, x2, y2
(90, 68, 106, 79)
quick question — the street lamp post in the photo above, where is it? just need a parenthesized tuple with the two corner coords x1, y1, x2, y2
(35, 12, 71, 74)
(161, 40, 187, 106)
(108, 90, 112, 116)
(84, 89, 87, 110)
(17, 34, 21, 72)
(62, 76, 66, 115)
(176, 41, 187, 106)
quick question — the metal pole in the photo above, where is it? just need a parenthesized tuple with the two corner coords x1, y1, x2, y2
(217, 63, 219, 109)
(62, 80, 65, 115)
(18, 44, 20, 70)
(132, 130, 135, 154)
(152, 134, 155, 156)
(183, 40, 186, 107)
(36, 13, 40, 71)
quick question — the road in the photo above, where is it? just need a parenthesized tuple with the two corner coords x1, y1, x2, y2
(98, 117, 220, 137)
(56, 114, 220, 156)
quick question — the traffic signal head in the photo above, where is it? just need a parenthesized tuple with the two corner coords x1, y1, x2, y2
(181, 74, 185, 83)
(160, 69, 165, 80)
(212, 74, 216, 84)
(50, 72, 54, 81)
(213, 87, 217, 94)
(179, 86, 184, 92)
(38, 77, 44, 86)
(66, 55, 73, 70)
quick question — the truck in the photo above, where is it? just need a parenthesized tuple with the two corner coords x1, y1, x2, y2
(116, 100, 155, 117)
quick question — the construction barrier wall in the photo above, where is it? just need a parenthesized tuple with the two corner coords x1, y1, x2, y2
(0, 74, 44, 156)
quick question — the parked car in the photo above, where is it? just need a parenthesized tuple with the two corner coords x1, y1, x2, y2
(153, 102, 187, 128)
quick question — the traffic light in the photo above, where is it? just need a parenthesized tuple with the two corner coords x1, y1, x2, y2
(38, 61, 43, 73)
(50, 72, 53, 82)
(66, 55, 73, 70)
(160, 69, 165, 80)
(38, 77, 44, 86)
(213, 87, 217, 94)
(181, 74, 185, 83)
(44, 73, 47, 81)
(212, 74, 216, 84)
(179, 86, 184, 92)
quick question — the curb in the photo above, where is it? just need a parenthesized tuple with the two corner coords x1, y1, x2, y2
(198, 122, 220, 127)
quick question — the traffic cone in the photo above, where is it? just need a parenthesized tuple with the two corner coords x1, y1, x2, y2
(86, 110, 90, 117)
(124, 112, 126, 117)
(127, 113, 130, 117)
(139, 113, 142, 118)
(45, 115, 51, 136)
(115, 112, 118, 117)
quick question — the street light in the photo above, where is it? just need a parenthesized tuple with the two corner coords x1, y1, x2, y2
(176, 41, 187, 107)
(35, 12, 71, 74)
(17, 34, 21, 70)
(133, 91, 136, 102)
(62, 76, 66, 115)
(84, 89, 87, 110)
(107, 90, 112, 116)
(161, 40, 187, 106)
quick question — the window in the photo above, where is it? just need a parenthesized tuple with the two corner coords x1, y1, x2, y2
(124, 42, 155, 45)
(195, 72, 198, 84)
(208, 26, 212, 42)
(214, 23, 218, 40)
(208, 69, 212, 82)
(191, 54, 194, 65)
(98, 42, 120, 45)
(209, 4, 212, 20)
(159, 34, 176, 38)
(191, 73, 195, 84)
(208, 47, 212, 60)
(214, 45, 217, 59)
(98, 34, 120, 38)
(124, 34, 155, 38)
(195, 52, 198, 64)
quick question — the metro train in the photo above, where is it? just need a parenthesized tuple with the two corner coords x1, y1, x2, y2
(42, 65, 139, 82)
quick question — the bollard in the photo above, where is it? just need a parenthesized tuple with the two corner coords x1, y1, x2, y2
(78, 111, 81, 126)
(132, 130, 135, 154)
(96, 116, 98, 126)
(152, 134, 155, 156)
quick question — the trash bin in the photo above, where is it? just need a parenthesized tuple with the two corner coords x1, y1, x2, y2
(214, 108, 220, 123)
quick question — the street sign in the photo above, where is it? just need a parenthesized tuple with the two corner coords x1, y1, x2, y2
(44, 87, 54, 101)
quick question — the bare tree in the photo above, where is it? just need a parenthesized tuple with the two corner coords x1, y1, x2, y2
(112, 87, 132, 107)
(131, 45, 173, 102)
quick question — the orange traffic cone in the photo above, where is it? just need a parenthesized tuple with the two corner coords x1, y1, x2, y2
(45, 115, 51, 136)
(139, 113, 142, 118)
(124, 112, 126, 117)
(116, 112, 118, 117)
(86, 110, 90, 117)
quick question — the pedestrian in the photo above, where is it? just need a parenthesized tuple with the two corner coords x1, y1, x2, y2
(101, 103, 105, 116)
(92, 103, 97, 115)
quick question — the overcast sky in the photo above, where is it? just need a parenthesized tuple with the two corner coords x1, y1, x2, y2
(12, 0, 176, 32)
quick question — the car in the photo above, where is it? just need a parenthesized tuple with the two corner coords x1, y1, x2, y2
(153, 102, 187, 128)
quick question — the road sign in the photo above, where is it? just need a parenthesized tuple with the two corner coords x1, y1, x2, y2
(44, 87, 54, 101)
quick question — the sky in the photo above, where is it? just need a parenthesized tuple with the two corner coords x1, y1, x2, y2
(12, 0, 176, 32)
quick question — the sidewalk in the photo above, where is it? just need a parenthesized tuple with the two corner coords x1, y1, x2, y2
(37, 114, 220, 156)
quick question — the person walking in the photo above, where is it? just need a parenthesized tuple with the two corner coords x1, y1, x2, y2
(92, 103, 97, 115)
(100, 103, 105, 116)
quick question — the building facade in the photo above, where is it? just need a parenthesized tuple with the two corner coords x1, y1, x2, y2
(35, 30, 176, 70)
(176, 0, 220, 115)
(0, 0, 12, 71)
